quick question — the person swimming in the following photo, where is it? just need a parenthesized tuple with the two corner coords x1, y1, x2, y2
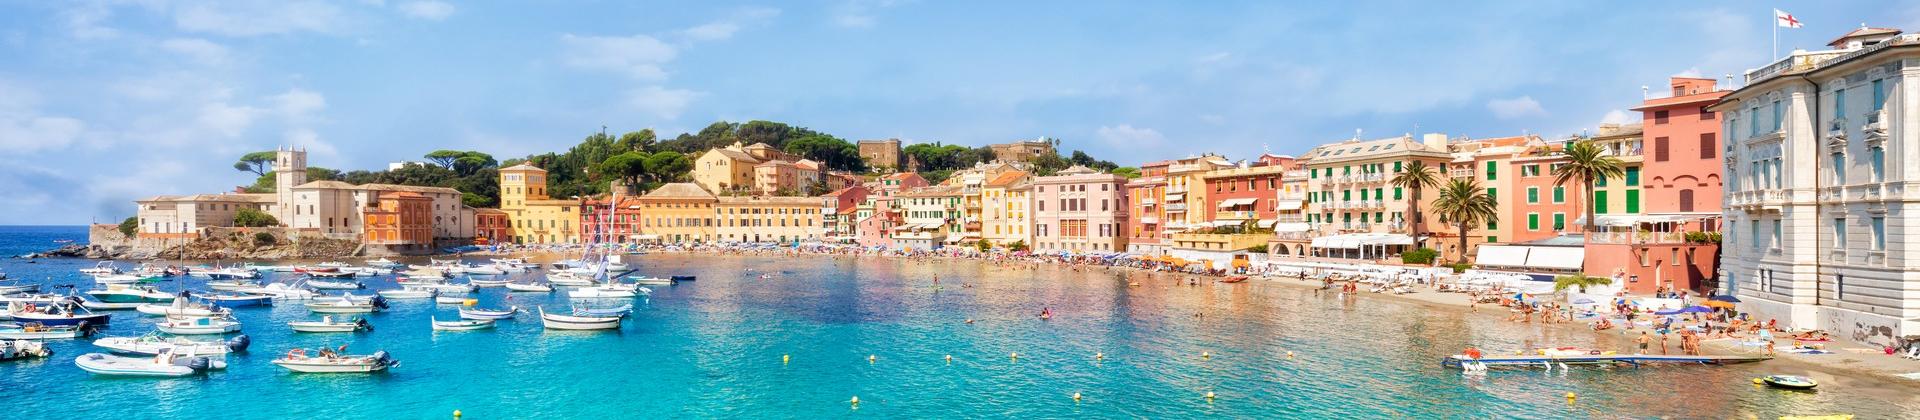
(1040, 307, 1052, 319)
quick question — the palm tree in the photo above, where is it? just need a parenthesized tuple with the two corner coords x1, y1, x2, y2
(1551, 140, 1626, 234)
(1430, 179, 1499, 264)
(1390, 160, 1443, 247)
(1553, 273, 1613, 293)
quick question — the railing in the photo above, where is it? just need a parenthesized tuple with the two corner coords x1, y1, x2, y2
(1449, 170, 1474, 178)
(1165, 203, 1187, 212)
(1139, 198, 1156, 206)
(1746, 50, 1849, 84)
(1218, 210, 1258, 220)
(1864, 110, 1888, 139)
(1275, 216, 1305, 223)
(1283, 170, 1308, 179)
(1587, 230, 1694, 245)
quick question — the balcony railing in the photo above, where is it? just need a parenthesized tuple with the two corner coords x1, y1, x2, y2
(1166, 203, 1188, 212)
(1218, 210, 1258, 220)
(1139, 198, 1156, 206)
(1587, 230, 1701, 245)
(1449, 170, 1474, 178)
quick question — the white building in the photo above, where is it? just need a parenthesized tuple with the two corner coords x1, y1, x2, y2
(134, 147, 476, 242)
(1719, 27, 1918, 346)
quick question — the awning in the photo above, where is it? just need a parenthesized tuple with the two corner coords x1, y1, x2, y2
(1275, 199, 1304, 210)
(1273, 222, 1310, 232)
(1476, 245, 1529, 267)
(1139, 217, 1159, 224)
(1216, 198, 1257, 208)
(1361, 234, 1414, 246)
(1258, 219, 1279, 228)
(1524, 246, 1584, 270)
(1311, 236, 1360, 249)
(1164, 193, 1185, 202)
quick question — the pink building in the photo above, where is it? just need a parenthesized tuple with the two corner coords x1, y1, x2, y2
(1125, 161, 1171, 253)
(1032, 165, 1129, 253)
(1584, 77, 1727, 294)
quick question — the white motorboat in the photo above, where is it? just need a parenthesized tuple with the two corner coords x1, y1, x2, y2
(376, 286, 436, 300)
(491, 263, 528, 273)
(435, 295, 474, 305)
(78, 262, 123, 275)
(490, 258, 537, 270)
(7, 299, 112, 327)
(305, 294, 387, 314)
(80, 300, 145, 310)
(458, 265, 507, 276)
(271, 349, 397, 373)
(539, 307, 621, 330)
(0, 293, 64, 304)
(91, 274, 152, 284)
(306, 279, 364, 290)
(458, 306, 518, 320)
(0, 282, 38, 295)
(0, 322, 97, 339)
(203, 267, 261, 280)
(95, 333, 250, 356)
(366, 258, 401, 268)
(1, 339, 52, 361)
(238, 283, 320, 301)
(398, 280, 476, 293)
(504, 282, 553, 293)
(431, 317, 495, 331)
(546, 272, 594, 286)
(568, 286, 637, 299)
(202, 293, 273, 308)
(86, 284, 174, 303)
(155, 315, 242, 335)
(629, 276, 674, 286)
(287, 316, 372, 333)
(205, 279, 262, 291)
(350, 267, 394, 276)
(136, 297, 231, 318)
(468, 278, 509, 288)
(75, 350, 220, 377)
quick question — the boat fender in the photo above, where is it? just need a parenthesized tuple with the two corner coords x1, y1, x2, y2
(227, 334, 251, 353)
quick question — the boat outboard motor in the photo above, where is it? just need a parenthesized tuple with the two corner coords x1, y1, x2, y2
(371, 296, 389, 310)
(226, 334, 251, 353)
(372, 350, 395, 367)
(357, 319, 373, 332)
(175, 356, 211, 371)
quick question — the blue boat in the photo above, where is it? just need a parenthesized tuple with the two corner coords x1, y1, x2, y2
(202, 294, 273, 309)
(6, 297, 111, 327)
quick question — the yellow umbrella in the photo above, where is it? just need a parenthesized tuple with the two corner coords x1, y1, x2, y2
(1231, 259, 1250, 268)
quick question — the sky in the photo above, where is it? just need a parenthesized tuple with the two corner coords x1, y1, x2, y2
(0, 0, 1911, 225)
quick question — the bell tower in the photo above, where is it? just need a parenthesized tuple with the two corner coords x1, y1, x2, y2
(274, 146, 307, 224)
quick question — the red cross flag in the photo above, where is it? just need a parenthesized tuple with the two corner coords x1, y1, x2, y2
(1775, 9, 1802, 28)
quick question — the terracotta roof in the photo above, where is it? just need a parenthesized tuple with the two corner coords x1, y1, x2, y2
(358, 183, 461, 194)
(642, 183, 716, 199)
(139, 193, 275, 203)
(1829, 27, 1902, 48)
(1632, 90, 1729, 111)
(707, 147, 762, 164)
(473, 208, 508, 214)
(378, 191, 429, 199)
(292, 180, 359, 190)
(897, 185, 963, 198)
(823, 186, 867, 197)
(500, 163, 546, 172)
(985, 170, 1029, 187)
(717, 196, 821, 205)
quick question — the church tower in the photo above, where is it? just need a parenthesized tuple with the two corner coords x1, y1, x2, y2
(498, 163, 549, 211)
(273, 146, 307, 224)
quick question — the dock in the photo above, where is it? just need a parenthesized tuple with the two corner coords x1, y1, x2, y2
(1441, 354, 1771, 369)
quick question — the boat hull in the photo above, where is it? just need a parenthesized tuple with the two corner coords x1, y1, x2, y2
(540, 309, 621, 330)
(287, 323, 364, 333)
(75, 353, 197, 377)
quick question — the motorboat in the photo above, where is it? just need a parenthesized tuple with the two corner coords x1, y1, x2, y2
(86, 285, 174, 303)
(435, 295, 475, 305)
(431, 317, 495, 331)
(308, 271, 361, 279)
(0, 293, 64, 305)
(315, 261, 352, 269)
(0, 339, 52, 362)
(75, 350, 221, 377)
(376, 286, 437, 300)
(539, 307, 621, 330)
(95, 333, 250, 356)
(305, 294, 387, 314)
(1761, 375, 1819, 390)
(366, 258, 402, 268)
(458, 306, 518, 320)
(0, 322, 97, 339)
(576, 304, 633, 317)
(307, 279, 364, 290)
(155, 315, 242, 335)
(205, 279, 263, 292)
(288, 316, 372, 333)
(504, 282, 553, 293)
(203, 267, 261, 280)
(458, 265, 507, 276)
(568, 286, 638, 299)
(80, 300, 145, 310)
(240, 283, 320, 301)
(546, 272, 594, 286)
(202, 294, 273, 308)
(136, 297, 231, 317)
(271, 349, 397, 373)
(78, 262, 123, 276)
(294, 266, 341, 274)
(628, 276, 674, 286)
(398, 279, 476, 293)
(491, 263, 528, 273)
(490, 258, 538, 270)
(0, 281, 38, 295)
(468, 278, 509, 288)
(91, 274, 155, 284)
(6, 298, 110, 327)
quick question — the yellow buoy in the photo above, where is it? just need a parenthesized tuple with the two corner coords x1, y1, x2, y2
(944, 354, 953, 364)
(1010, 352, 1020, 361)
(1287, 351, 1295, 359)
(1205, 391, 1216, 401)
(1095, 352, 1104, 361)
(850, 396, 860, 406)
(1565, 392, 1576, 403)
(1072, 392, 1083, 402)
(868, 354, 876, 364)
(1202, 351, 1211, 359)
(783, 354, 790, 364)
(453, 410, 462, 418)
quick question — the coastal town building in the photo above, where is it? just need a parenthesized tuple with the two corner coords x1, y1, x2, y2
(893, 185, 963, 249)
(1720, 27, 1920, 345)
(1124, 161, 1172, 253)
(1199, 154, 1294, 230)
(1270, 161, 1312, 256)
(473, 208, 510, 245)
(857, 138, 904, 172)
(716, 196, 826, 243)
(1582, 77, 1730, 294)
(133, 193, 277, 239)
(990, 138, 1056, 162)
(499, 163, 581, 244)
(820, 186, 869, 243)
(1301, 134, 1450, 259)
(981, 171, 1033, 247)
(692, 142, 807, 195)
(854, 173, 927, 248)
(1162, 154, 1235, 234)
(634, 183, 718, 243)
(579, 196, 645, 244)
(361, 191, 433, 246)
(1031, 166, 1129, 252)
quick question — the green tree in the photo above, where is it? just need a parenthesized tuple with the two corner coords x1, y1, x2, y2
(1111, 166, 1142, 179)
(451, 152, 497, 176)
(118, 216, 138, 237)
(617, 129, 657, 152)
(1390, 160, 1443, 247)
(975, 239, 992, 252)
(784, 134, 867, 172)
(234, 151, 275, 177)
(1431, 179, 1498, 264)
(642, 151, 693, 183)
(1553, 273, 1613, 293)
(1552, 140, 1627, 234)
(595, 152, 650, 191)
(1006, 240, 1029, 253)
(425, 150, 468, 168)
(233, 208, 280, 227)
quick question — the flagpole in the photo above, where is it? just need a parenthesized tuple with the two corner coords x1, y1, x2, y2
(1772, 11, 1779, 60)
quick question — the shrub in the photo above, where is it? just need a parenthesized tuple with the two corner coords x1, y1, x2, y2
(234, 208, 280, 227)
(253, 232, 277, 246)
(1007, 240, 1029, 252)
(1446, 262, 1471, 273)
(1247, 244, 1269, 253)
(1402, 247, 1438, 265)
(117, 216, 138, 238)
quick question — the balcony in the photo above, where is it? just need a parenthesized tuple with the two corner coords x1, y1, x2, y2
(1275, 215, 1305, 223)
(1139, 198, 1157, 206)
(1864, 110, 1888, 143)
(1449, 170, 1474, 179)
(1218, 210, 1258, 220)
(1166, 203, 1188, 212)
(1587, 230, 1706, 245)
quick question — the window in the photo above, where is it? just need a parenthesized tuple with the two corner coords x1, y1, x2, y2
(1699, 133, 1716, 159)
(1751, 220, 1762, 250)
(1772, 220, 1782, 251)
(1871, 146, 1886, 182)
(1700, 107, 1715, 120)
(1676, 189, 1691, 212)
(1626, 190, 1641, 213)
(1486, 236, 1498, 243)
(1833, 218, 1847, 248)
(1831, 152, 1846, 184)
(1654, 110, 1669, 124)
(1485, 161, 1497, 180)
(1486, 188, 1496, 201)
(1552, 213, 1565, 231)
(1552, 186, 1565, 203)
(1594, 191, 1609, 214)
(1653, 137, 1669, 162)
(1527, 213, 1539, 231)
(1871, 217, 1886, 251)
(1527, 187, 1539, 204)
(1487, 220, 1497, 230)
(1393, 187, 1403, 200)
(1873, 79, 1886, 111)
(1626, 167, 1640, 186)
(1835, 88, 1847, 118)
(1748, 107, 1760, 137)
(1771, 100, 1783, 131)
(1393, 161, 1403, 172)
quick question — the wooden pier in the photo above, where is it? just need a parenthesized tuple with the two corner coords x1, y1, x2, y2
(1441, 354, 1771, 369)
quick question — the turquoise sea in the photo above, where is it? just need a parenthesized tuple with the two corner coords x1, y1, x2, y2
(1, 225, 1916, 418)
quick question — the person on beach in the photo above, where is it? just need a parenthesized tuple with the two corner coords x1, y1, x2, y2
(1635, 332, 1651, 355)
(1659, 331, 1670, 355)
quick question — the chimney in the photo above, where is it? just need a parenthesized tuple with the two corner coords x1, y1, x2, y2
(1421, 133, 1448, 150)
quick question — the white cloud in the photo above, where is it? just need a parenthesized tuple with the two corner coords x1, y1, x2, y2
(283, 128, 338, 157)
(397, 0, 455, 21)
(159, 38, 230, 65)
(63, 2, 120, 40)
(559, 34, 677, 80)
(0, 82, 87, 152)
(174, 1, 344, 37)
(627, 86, 702, 119)
(1599, 109, 1637, 125)
(832, 0, 903, 28)
(271, 88, 327, 120)
(1487, 96, 1548, 119)
(196, 102, 262, 138)
(680, 7, 779, 41)
(1095, 124, 1166, 148)
(681, 23, 740, 41)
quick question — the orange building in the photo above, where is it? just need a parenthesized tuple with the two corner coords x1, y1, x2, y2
(473, 208, 510, 245)
(363, 191, 434, 246)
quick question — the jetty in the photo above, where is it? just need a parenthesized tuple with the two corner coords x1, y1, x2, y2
(1441, 354, 1771, 369)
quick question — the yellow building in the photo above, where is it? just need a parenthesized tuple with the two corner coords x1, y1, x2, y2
(693, 142, 801, 195)
(499, 163, 581, 244)
(715, 196, 826, 243)
(980, 171, 1031, 246)
(636, 183, 718, 243)
(1163, 154, 1234, 231)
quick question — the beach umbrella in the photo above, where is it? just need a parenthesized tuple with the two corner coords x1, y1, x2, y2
(1708, 295, 1741, 303)
(1654, 308, 1684, 315)
(1571, 298, 1595, 305)
(1702, 300, 1736, 309)
(1679, 305, 1714, 313)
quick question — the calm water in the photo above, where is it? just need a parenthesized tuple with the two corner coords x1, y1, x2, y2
(1, 225, 1915, 418)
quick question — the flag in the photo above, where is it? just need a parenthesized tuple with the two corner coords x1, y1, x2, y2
(1774, 9, 1802, 28)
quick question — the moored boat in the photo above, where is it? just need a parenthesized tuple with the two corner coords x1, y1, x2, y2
(504, 281, 553, 293)
(95, 333, 250, 355)
(458, 306, 518, 320)
(136, 297, 230, 317)
(86, 285, 175, 303)
(271, 348, 397, 373)
(0, 322, 97, 339)
(240, 283, 320, 300)
(545, 272, 594, 286)
(6, 298, 110, 327)
(305, 294, 387, 314)
(74, 349, 223, 377)
(288, 316, 372, 333)
(539, 307, 621, 330)
(78, 261, 123, 276)
(0, 339, 52, 361)
(306, 279, 364, 290)
(205, 279, 263, 291)
(431, 317, 495, 331)
(202, 294, 273, 308)
(155, 315, 242, 335)
(376, 286, 437, 300)
(468, 278, 509, 288)
(1761, 375, 1819, 390)
(568, 286, 638, 299)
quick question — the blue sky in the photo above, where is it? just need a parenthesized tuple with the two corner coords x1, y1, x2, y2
(0, 1, 1908, 224)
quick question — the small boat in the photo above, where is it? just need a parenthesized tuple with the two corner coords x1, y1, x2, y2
(271, 349, 397, 373)
(540, 307, 622, 330)
(86, 285, 174, 303)
(288, 316, 372, 333)
(0, 293, 64, 305)
(435, 295, 475, 305)
(78, 262, 123, 275)
(202, 294, 273, 308)
(156, 315, 242, 335)
(628, 276, 674, 286)
(670, 275, 696, 282)
(75, 350, 221, 377)
(505, 281, 553, 293)
(136, 297, 231, 317)
(546, 272, 595, 286)
(567, 286, 636, 299)
(0, 339, 52, 361)
(458, 306, 518, 320)
(95, 333, 250, 355)
(1761, 375, 1819, 390)
(294, 266, 341, 274)
(205, 279, 263, 291)
(431, 317, 495, 331)
(400, 269, 449, 281)
(0, 282, 39, 294)
(203, 267, 261, 280)
(306, 279, 364, 290)
(366, 258, 402, 268)
(308, 271, 361, 279)
(305, 294, 387, 314)
(0, 322, 97, 339)
(6, 298, 111, 327)
(1221, 275, 1249, 283)
(80, 300, 145, 310)
(468, 278, 509, 288)
(92, 274, 157, 284)
(239, 283, 320, 300)
(376, 286, 437, 300)
(459, 265, 507, 276)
